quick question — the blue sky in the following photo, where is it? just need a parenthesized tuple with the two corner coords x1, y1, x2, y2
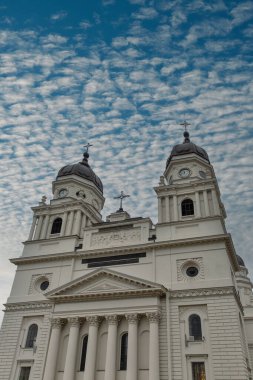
(0, 0, 253, 322)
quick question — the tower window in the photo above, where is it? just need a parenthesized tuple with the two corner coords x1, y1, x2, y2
(189, 314, 202, 341)
(181, 198, 194, 216)
(51, 218, 62, 234)
(192, 362, 206, 380)
(80, 335, 88, 371)
(120, 333, 128, 370)
(19, 367, 31, 380)
(25, 324, 38, 348)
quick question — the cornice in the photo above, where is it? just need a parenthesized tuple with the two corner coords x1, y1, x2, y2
(169, 286, 243, 312)
(48, 288, 165, 303)
(4, 301, 53, 312)
(11, 233, 236, 265)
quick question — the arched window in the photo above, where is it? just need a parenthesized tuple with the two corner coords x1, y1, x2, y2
(182, 198, 194, 216)
(80, 335, 88, 371)
(120, 333, 128, 370)
(189, 314, 202, 341)
(51, 218, 62, 234)
(25, 324, 38, 348)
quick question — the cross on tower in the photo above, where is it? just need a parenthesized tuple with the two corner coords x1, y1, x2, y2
(180, 120, 191, 131)
(114, 191, 130, 212)
(83, 142, 93, 153)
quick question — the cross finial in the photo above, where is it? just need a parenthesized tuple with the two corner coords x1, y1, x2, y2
(180, 120, 191, 132)
(83, 142, 93, 154)
(114, 191, 130, 212)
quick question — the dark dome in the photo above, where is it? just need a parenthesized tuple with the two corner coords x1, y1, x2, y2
(236, 255, 245, 267)
(57, 152, 103, 193)
(166, 131, 209, 168)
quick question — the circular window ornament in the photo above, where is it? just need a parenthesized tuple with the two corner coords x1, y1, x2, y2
(40, 281, 49, 291)
(186, 266, 199, 277)
(59, 188, 68, 198)
(199, 170, 206, 179)
(179, 168, 190, 178)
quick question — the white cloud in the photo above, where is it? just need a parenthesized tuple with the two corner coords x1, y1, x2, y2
(50, 11, 68, 21)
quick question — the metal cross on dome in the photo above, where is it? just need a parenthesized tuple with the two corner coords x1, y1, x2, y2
(114, 191, 130, 212)
(180, 120, 191, 131)
(83, 142, 93, 153)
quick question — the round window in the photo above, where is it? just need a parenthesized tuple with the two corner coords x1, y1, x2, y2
(40, 281, 49, 291)
(186, 266, 199, 277)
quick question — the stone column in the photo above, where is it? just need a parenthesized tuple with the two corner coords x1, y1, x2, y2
(104, 315, 119, 380)
(158, 198, 162, 223)
(212, 189, 219, 215)
(195, 191, 201, 217)
(173, 195, 178, 221)
(60, 211, 68, 237)
(83, 316, 100, 380)
(28, 215, 37, 240)
(34, 215, 43, 240)
(66, 211, 74, 236)
(73, 210, 82, 236)
(126, 314, 139, 380)
(63, 317, 81, 380)
(147, 312, 160, 380)
(41, 214, 50, 240)
(165, 196, 170, 222)
(43, 318, 64, 380)
(203, 190, 210, 217)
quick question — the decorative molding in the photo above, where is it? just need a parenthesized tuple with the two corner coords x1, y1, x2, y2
(146, 312, 161, 323)
(4, 301, 52, 312)
(68, 317, 81, 327)
(125, 313, 140, 324)
(51, 318, 65, 329)
(29, 273, 53, 294)
(105, 315, 120, 325)
(177, 257, 204, 282)
(86, 316, 101, 326)
(170, 286, 234, 299)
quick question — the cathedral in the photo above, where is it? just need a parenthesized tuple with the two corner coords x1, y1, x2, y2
(0, 129, 253, 380)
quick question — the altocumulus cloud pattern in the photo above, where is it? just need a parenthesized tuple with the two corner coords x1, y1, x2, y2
(0, 0, 253, 322)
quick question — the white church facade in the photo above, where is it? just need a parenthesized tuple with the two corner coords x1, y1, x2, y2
(0, 130, 253, 380)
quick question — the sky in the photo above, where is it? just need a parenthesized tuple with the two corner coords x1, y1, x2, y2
(0, 0, 253, 323)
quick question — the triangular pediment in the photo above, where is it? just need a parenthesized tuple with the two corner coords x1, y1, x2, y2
(46, 268, 166, 302)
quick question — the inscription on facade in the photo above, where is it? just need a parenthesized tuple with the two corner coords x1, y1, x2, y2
(90, 228, 141, 248)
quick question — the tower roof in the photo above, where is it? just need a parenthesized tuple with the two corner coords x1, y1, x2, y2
(57, 151, 103, 193)
(166, 130, 210, 168)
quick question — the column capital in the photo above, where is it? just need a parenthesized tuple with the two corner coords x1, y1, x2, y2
(146, 312, 161, 323)
(68, 317, 81, 327)
(51, 318, 65, 329)
(105, 315, 120, 325)
(125, 313, 139, 324)
(86, 315, 101, 326)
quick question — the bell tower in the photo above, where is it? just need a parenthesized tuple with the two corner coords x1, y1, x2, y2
(26, 146, 105, 248)
(154, 126, 227, 239)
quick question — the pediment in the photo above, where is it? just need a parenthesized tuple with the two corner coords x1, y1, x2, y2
(46, 268, 166, 302)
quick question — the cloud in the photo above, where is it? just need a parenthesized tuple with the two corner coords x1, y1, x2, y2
(132, 7, 159, 20)
(50, 11, 68, 21)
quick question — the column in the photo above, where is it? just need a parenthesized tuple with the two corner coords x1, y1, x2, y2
(203, 190, 210, 217)
(212, 189, 219, 215)
(43, 318, 64, 380)
(173, 195, 178, 221)
(63, 317, 81, 380)
(126, 314, 139, 380)
(83, 316, 100, 380)
(195, 191, 201, 218)
(41, 214, 50, 239)
(60, 211, 68, 237)
(146, 312, 161, 380)
(158, 198, 162, 223)
(73, 210, 82, 236)
(165, 196, 170, 222)
(65, 211, 74, 235)
(104, 315, 119, 380)
(28, 216, 37, 240)
(34, 215, 43, 240)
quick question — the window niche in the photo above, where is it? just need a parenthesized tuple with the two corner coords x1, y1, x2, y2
(189, 314, 202, 341)
(25, 324, 38, 348)
(80, 335, 88, 371)
(120, 333, 128, 370)
(51, 217, 62, 234)
(181, 198, 194, 216)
